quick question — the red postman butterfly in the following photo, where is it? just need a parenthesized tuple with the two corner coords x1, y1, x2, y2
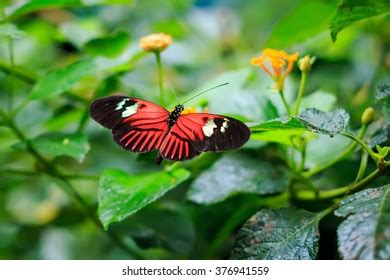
(90, 94, 250, 165)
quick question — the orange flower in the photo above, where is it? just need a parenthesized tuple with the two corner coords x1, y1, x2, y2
(139, 33, 172, 52)
(251, 48, 299, 91)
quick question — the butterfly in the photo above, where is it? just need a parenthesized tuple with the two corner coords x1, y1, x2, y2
(90, 95, 250, 165)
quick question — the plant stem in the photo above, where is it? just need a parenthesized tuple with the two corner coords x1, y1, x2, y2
(0, 59, 37, 83)
(76, 108, 90, 133)
(355, 151, 368, 182)
(154, 51, 165, 106)
(303, 125, 367, 178)
(0, 168, 99, 181)
(341, 130, 378, 163)
(297, 168, 382, 201)
(298, 140, 306, 172)
(0, 108, 141, 259)
(293, 71, 308, 115)
(278, 90, 291, 115)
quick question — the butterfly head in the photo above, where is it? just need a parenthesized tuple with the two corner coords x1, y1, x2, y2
(172, 104, 184, 115)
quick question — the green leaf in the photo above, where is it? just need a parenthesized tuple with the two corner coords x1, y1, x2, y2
(250, 117, 307, 146)
(298, 108, 350, 136)
(297, 90, 337, 112)
(376, 82, 390, 101)
(126, 207, 195, 255)
(329, 0, 390, 42)
(230, 208, 326, 260)
(265, 0, 337, 48)
(251, 117, 305, 131)
(383, 99, 390, 123)
(13, 133, 90, 162)
(98, 168, 190, 229)
(32, 133, 90, 162)
(84, 31, 130, 58)
(335, 185, 390, 259)
(29, 58, 97, 100)
(187, 152, 288, 205)
(368, 125, 390, 148)
(0, 23, 24, 39)
(7, 0, 134, 20)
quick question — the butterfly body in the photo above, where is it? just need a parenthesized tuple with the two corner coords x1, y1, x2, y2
(90, 95, 250, 165)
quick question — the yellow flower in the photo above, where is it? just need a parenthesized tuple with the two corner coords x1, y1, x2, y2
(173, 107, 208, 114)
(139, 33, 173, 52)
(251, 48, 299, 91)
(181, 107, 197, 114)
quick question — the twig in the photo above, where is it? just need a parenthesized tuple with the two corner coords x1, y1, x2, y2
(296, 168, 382, 201)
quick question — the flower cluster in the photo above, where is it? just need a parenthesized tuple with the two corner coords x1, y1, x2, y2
(251, 48, 298, 91)
(139, 32, 173, 52)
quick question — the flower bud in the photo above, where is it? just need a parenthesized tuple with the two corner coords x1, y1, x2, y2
(361, 107, 374, 125)
(139, 33, 172, 52)
(298, 55, 314, 72)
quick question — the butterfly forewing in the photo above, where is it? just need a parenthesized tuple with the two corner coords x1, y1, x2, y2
(159, 113, 250, 161)
(90, 96, 169, 153)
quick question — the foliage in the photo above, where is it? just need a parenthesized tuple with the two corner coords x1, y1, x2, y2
(230, 208, 328, 260)
(0, 0, 389, 260)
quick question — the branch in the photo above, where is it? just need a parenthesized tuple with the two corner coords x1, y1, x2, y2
(296, 168, 382, 201)
(303, 125, 367, 178)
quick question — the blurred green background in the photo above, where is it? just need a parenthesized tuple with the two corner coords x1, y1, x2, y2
(0, 0, 389, 259)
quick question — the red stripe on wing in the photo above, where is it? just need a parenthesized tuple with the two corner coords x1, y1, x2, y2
(90, 95, 170, 153)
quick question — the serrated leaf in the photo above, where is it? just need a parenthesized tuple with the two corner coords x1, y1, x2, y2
(231, 208, 326, 260)
(375, 83, 390, 101)
(250, 117, 306, 146)
(187, 152, 288, 205)
(265, 0, 337, 48)
(98, 168, 190, 229)
(0, 23, 24, 39)
(329, 0, 390, 42)
(14, 133, 90, 162)
(29, 58, 97, 100)
(298, 108, 350, 136)
(84, 31, 130, 58)
(335, 185, 390, 259)
(368, 124, 390, 148)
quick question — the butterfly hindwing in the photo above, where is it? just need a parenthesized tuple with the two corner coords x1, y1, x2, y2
(159, 113, 250, 161)
(90, 95, 169, 153)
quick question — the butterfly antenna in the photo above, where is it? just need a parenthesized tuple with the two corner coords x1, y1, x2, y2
(166, 81, 177, 100)
(182, 82, 229, 105)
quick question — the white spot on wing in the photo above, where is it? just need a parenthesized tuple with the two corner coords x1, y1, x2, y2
(115, 98, 129, 110)
(221, 119, 229, 133)
(202, 119, 217, 137)
(121, 103, 139, 117)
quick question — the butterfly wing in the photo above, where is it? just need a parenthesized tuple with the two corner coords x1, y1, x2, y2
(90, 95, 169, 153)
(159, 113, 250, 161)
